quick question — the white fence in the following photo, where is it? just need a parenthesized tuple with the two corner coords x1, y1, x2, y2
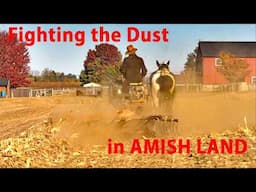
(10, 83, 256, 98)
(176, 83, 256, 92)
(11, 88, 77, 97)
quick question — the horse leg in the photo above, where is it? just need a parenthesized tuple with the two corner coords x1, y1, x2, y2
(151, 89, 159, 108)
(168, 90, 175, 114)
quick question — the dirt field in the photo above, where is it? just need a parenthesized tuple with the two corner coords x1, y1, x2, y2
(0, 91, 255, 167)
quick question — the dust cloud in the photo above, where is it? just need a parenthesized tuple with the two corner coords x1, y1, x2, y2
(49, 92, 256, 146)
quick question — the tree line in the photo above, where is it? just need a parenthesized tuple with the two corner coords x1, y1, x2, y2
(0, 29, 250, 89)
(30, 68, 78, 82)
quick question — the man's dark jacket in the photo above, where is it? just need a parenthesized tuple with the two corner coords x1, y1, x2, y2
(120, 54, 147, 83)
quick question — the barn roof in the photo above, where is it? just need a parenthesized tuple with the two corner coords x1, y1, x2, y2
(198, 41, 256, 57)
(0, 78, 9, 86)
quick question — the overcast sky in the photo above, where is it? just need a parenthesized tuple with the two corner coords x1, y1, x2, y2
(0, 24, 255, 76)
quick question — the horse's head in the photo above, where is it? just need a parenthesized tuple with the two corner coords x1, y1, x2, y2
(156, 60, 170, 72)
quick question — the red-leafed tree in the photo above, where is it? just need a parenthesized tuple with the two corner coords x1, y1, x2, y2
(94, 43, 121, 65)
(0, 31, 30, 88)
(80, 43, 122, 85)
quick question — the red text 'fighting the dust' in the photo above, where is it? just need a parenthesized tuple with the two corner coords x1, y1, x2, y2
(8, 26, 169, 46)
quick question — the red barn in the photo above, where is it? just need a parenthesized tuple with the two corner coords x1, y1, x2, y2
(196, 41, 256, 86)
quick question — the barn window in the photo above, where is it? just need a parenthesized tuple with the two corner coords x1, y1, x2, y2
(251, 76, 256, 85)
(215, 58, 223, 66)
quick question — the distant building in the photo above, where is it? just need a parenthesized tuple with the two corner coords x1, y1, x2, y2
(196, 41, 256, 86)
(83, 82, 102, 96)
(0, 78, 10, 98)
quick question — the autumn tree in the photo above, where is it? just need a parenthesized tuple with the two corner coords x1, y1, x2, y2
(79, 70, 88, 85)
(183, 46, 198, 84)
(217, 52, 250, 84)
(80, 43, 122, 85)
(0, 31, 30, 88)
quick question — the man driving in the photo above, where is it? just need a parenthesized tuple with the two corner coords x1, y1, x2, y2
(120, 45, 147, 94)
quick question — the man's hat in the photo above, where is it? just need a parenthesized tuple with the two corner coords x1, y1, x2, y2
(125, 44, 138, 55)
